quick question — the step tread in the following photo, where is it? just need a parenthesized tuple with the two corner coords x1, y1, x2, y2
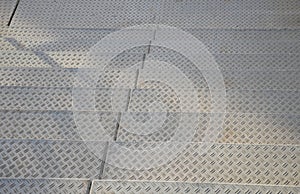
(0, 139, 298, 185)
(0, 178, 89, 194)
(0, 139, 106, 179)
(10, 0, 300, 29)
(1, 50, 300, 71)
(102, 142, 299, 186)
(1, 36, 300, 54)
(2, 26, 300, 41)
(0, 0, 17, 26)
(0, 110, 299, 145)
(91, 180, 300, 194)
(0, 66, 299, 90)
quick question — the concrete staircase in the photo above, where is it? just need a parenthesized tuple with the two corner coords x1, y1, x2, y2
(0, 0, 299, 193)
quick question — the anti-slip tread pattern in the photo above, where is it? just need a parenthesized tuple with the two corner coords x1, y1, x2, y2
(0, 0, 18, 26)
(102, 143, 300, 186)
(0, 139, 106, 178)
(91, 180, 300, 194)
(10, 0, 300, 29)
(0, 110, 118, 141)
(117, 112, 300, 145)
(0, 178, 89, 194)
(1, 0, 300, 193)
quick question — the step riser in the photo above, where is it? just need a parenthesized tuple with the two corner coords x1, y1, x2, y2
(0, 67, 299, 90)
(1, 110, 299, 145)
(0, 179, 90, 194)
(91, 180, 300, 194)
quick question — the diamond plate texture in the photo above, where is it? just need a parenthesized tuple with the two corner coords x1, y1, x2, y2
(158, 28, 300, 42)
(1, 37, 300, 55)
(0, 87, 299, 114)
(0, 50, 145, 68)
(2, 52, 300, 71)
(0, 110, 118, 141)
(117, 112, 300, 145)
(158, 0, 300, 29)
(91, 180, 300, 194)
(0, 26, 114, 40)
(146, 46, 300, 71)
(0, 67, 137, 88)
(0, 111, 298, 145)
(0, 139, 106, 178)
(0, 27, 152, 57)
(0, 37, 150, 53)
(1, 0, 300, 193)
(218, 113, 300, 145)
(0, 27, 153, 46)
(1, 65, 299, 91)
(0, 87, 72, 111)
(0, 178, 89, 194)
(222, 70, 300, 90)
(117, 112, 209, 142)
(126, 88, 300, 114)
(138, 67, 300, 90)
(149, 40, 300, 55)
(146, 45, 300, 73)
(10, 0, 300, 29)
(215, 54, 300, 71)
(12, 0, 159, 28)
(2, 26, 300, 41)
(0, 0, 18, 26)
(103, 143, 300, 186)
(226, 90, 300, 114)
(0, 87, 131, 112)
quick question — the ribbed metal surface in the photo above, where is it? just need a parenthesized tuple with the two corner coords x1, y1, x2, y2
(0, 86, 299, 114)
(117, 112, 300, 144)
(0, 110, 117, 141)
(1, 50, 300, 71)
(102, 143, 299, 186)
(0, 178, 89, 194)
(0, 139, 106, 178)
(158, 0, 300, 29)
(0, 0, 18, 26)
(91, 180, 300, 194)
(12, 0, 159, 28)
(1, 37, 299, 55)
(0, 67, 138, 88)
(10, 0, 300, 29)
(1, 67, 298, 90)
(0, 0, 299, 193)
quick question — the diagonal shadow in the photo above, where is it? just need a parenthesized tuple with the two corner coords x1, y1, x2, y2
(4, 37, 62, 68)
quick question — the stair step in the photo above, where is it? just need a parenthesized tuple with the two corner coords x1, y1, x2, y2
(0, 0, 17, 26)
(0, 178, 89, 194)
(0, 67, 137, 88)
(1, 1, 299, 193)
(0, 50, 144, 69)
(0, 139, 106, 179)
(0, 110, 299, 145)
(0, 86, 299, 114)
(0, 110, 118, 141)
(2, 26, 300, 41)
(0, 86, 129, 112)
(102, 142, 299, 186)
(1, 36, 300, 54)
(1, 50, 300, 71)
(116, 112, 300, 145)
(91, 180, 300, 194)
(10, 0, 300, 29)
(1, 178, 298, 194)
(0, 66, 299, 90)
(0, 111, 300, 144)
(0, 140, 298, 185)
